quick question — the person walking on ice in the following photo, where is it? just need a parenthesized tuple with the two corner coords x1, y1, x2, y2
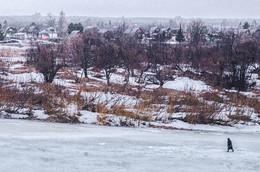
(227, 138, 234, 152)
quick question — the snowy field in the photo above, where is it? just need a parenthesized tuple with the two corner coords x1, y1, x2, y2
(0, 119, 259, 172)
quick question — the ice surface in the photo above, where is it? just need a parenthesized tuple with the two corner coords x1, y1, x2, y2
(0, 119, 259, 172)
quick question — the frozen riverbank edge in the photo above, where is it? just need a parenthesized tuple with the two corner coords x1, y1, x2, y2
(1, 117, 260, 134)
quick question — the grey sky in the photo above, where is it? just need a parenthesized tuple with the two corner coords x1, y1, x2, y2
(1, 0, 260, 18)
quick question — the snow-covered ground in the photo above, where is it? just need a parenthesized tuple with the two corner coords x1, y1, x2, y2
(0, 119, 259, 172)
(163, 77, 212, 92)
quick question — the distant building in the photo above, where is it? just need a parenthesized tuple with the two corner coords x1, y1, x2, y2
(84, 26, 98, 33)
(149, 27, 160, 40)
(18, 27, 28, 34)
(169, 28, 178, 42)
(239, 29, 252, 38)
(253, 29, 260, 44)
(39, 27, 58, 40)
(159, 28, 171, 40)
(124, 27, 144, 39)
(4, 27, 17, 39)
(28, 25, 39, 38)
(12, 33, 27, 40)
(98, 29, 114, 40)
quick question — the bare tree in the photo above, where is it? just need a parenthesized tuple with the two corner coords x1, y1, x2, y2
(146, 43, 175, 87)
(216, 32, 258, 91)
(95, 40, 119, 86)
(27, 43, 63, 83)
(231, 40, 258, 91)
(188, 20, 204, 46)
(70, 31, 101, 78)
(118, 37, 144, 85)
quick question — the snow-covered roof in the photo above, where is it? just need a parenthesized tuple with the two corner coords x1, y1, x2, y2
(13, 33, 26, 36)
(39, 27, 57, 35)
(28, 25, 38, 32)
(70, 30, 81, 36)
(124, 28, 132, 34)
(18, 27, 27, 33)
(150, 27, 160, 34)
(84, 26, 97, 32)
(98, 29, 109, 34)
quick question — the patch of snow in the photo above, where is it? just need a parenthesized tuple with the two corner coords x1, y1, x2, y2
(9, 114, 28, 119)
(240, 91, 258, 99)
(151, 119, 260, 133)
(78, 110, 98, 124)
(109, 73, 125, 84)
(5, 72, 44, 83)
(0, 56, 27, 62)
(163, 77, 212, 93)
(33, 110, 49, 119)
(146, 84, 160, 89)
(251, 73, 260, 90)
(53, 79, 75, 87)
(9, 64, 24, 70)
(86, 83, 99, 87)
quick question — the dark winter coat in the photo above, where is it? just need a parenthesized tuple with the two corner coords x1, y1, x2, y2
(227, 138, 233, 149)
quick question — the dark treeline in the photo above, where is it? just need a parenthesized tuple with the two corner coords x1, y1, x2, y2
(27, 27, 260, 92)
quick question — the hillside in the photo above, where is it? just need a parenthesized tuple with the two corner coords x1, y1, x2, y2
(0, 40, 260, 131)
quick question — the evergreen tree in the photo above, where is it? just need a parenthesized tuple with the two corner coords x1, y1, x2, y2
(243, 22, 250, 29)
(3, 20, 8, 30)
(67, 23, 74, 34)
(176, 25, 185, 43)
(67, 23, 84, 34)
(0, 31, 4, 41)
(76, 23, 84, 32)
(0, 24, 4, 40)
(31, 22, 37, 26)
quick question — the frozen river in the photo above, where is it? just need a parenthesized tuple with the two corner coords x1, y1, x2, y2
(0, 119, 259, 172)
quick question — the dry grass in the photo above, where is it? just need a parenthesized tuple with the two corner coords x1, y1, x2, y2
(0, 83, 32, 114)
(227, 108, 252, 123)
(1, 53, 259, 126)
(225, 92, 260, 113)
(200, 91, 224, 103)
(0, 48, 21, 57)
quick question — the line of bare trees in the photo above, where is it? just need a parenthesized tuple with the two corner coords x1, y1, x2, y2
(26, 27, 260, 91)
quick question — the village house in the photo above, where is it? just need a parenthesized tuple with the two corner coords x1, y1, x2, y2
(98, 29, 114, 40)
(84, 26, 98, 33)
(27, 25, 39, 38)
(238, 28, 254, 38)
(4, 27, 17, 39)
(39, 27, 58, 40)
(18, 27, 28, 34)
(253, 29, 260, 44)
(169, 28, 178, 42)
(12, 33, 27, 40)
(159, 28, 171, 41)
(124, 27, 145, 40)
(149, 27, 160, 40)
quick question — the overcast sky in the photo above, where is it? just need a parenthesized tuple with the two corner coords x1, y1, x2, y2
(1, 0, 259, 19)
